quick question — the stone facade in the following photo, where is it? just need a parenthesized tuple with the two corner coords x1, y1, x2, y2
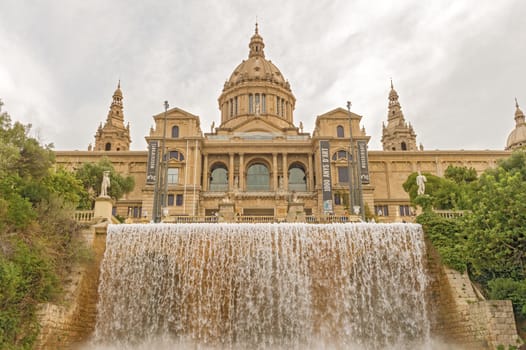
(55, 25, 518, 222)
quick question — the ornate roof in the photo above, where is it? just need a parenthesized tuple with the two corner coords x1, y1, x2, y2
(223, 24, 290, 92)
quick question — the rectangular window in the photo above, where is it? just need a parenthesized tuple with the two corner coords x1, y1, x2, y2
(337, 167, 349, 183)
(276, 96, 279, 115)
(167, 194, 175, 206)
(399, 205, 411, 217)
(374, 205, 389, 216)
(249, 94, 253, 113)
(176, 194, 183, 206)
(234, 97, 238, 116)
(262, 94, 266, 113)
(167, 168, 179, 184)
(334, 194, 341, 205)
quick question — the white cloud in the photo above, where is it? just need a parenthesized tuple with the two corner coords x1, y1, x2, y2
(1, 0, 524, 151)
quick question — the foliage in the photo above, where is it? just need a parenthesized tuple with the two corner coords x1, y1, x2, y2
(408, 152, 526, 322)
(416, 211, 467, 272)
(0, 100, 86, 349)
(75, 157, 135, 209)
(403, 165, 477, 210)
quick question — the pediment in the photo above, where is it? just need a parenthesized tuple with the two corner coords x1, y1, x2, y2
(220, 115, 294, 134)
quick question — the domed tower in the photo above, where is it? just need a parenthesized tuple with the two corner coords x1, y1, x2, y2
(94, 81, 131, 151)
(506, 98, 526, 150)
(381, 80, 418, 151)
(216, 24, 297, 133)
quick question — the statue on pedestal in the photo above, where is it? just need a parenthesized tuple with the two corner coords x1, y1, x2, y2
(100, 171, 111, 197)
(416, 171, 427, 196)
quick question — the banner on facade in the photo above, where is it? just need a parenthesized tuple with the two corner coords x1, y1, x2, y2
(357, 140, 370, 184)
(319, 140, 333, 214)
(146, 141, 159, 185)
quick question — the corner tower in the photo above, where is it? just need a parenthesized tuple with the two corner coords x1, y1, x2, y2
(381, 80, 418, 151)
(216, 24, 297, 134)
(94, 81, 131, 151)
(506, 98, 526, 150)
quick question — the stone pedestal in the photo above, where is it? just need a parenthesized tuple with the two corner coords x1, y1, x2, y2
(94, 196, 113, 222)
(287, 202, 306, 222)
(218, 202, 235, 223)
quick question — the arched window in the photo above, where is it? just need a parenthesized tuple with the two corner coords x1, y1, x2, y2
(246, 163, 270, 191)
(262, 94, 266, 113)
(105, 142, 111, 151)
(210, 164, 228, 191)
(401, 142, 407, 151)
(171, 126, 179, 138)
(332, 150, 351, 161)
(288, 164, 307, 191)
(165, 150, 184, 161)
(337, 125, 345, 138)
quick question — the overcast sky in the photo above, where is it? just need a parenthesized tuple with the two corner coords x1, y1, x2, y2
(1, 1, 525, 151)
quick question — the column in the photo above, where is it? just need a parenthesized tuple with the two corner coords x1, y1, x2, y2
(239, 153, 245, 191)
(308, 153, 314, 191)
(229, 153, 234, 190)
(273, 153, 278, 191)
(282, 153, 288, 191)
(203, 153, 209, 191)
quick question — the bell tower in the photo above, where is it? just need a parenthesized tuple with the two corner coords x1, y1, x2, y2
(93, 81, 131, 151)
(381, 80, 418, 151)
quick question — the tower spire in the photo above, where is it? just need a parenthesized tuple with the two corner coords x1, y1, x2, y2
(249, 22, 265, 58)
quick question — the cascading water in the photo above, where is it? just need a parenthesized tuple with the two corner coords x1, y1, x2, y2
(92, 223, 431, 349)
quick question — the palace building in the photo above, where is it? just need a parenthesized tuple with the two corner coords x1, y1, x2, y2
(56, 25, 522, 222)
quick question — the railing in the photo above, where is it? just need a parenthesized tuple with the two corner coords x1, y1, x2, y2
(235, 216, 278, 223)
(433, 210, 469, 219)
(73, 210, 94, 222)
(306, 215, 356, 223)
(168, 216, 218, 223)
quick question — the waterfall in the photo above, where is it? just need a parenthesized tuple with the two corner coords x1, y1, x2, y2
(92, 223, 431, 349)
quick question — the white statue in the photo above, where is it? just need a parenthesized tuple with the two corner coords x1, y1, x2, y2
(234, 175, 239, 189)
(299, 121, 304, 133)
(210, 121, 215, 133)
(100, 170, 111, 197)
(416, 171, 427, 196)
(278, 176, 284, 190)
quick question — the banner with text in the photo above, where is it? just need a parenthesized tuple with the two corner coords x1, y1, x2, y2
(146, 141, 159, 185)
(357, 140, 370, 184)
(319, 140, 333, 214)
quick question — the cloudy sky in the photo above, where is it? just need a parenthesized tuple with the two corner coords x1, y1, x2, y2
(1, 1, 525, 151)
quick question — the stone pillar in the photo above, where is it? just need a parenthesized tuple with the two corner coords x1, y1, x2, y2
(218, 201, 235, 223)
(229, 153, 234, 190)
(94, 196, 113, 222)
(239, 153, 245, 191)
(287, 201, 305, 222)
(203, 153, 209, 191)
(307, 153, 314, 191)
(282, 153, 288, 191)
(272, 153, 278, 191)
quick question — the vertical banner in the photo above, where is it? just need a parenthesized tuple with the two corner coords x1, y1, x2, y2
(146, 141, 159, 185)
(357, 140, 370, 184)
(319, 140, 333, 214)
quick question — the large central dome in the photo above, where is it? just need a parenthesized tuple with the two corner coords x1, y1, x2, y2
(224, 24, 289, 90)
(217, 24, 296, 132)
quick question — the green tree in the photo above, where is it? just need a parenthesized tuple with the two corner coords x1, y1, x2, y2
(463, 157, 526, 281)
(0, 100, 86, 348)
(75, 157, 135, 209)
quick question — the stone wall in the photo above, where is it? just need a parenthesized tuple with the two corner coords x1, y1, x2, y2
(35, 223, 107, 350)
(425, 240, 522, 349)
